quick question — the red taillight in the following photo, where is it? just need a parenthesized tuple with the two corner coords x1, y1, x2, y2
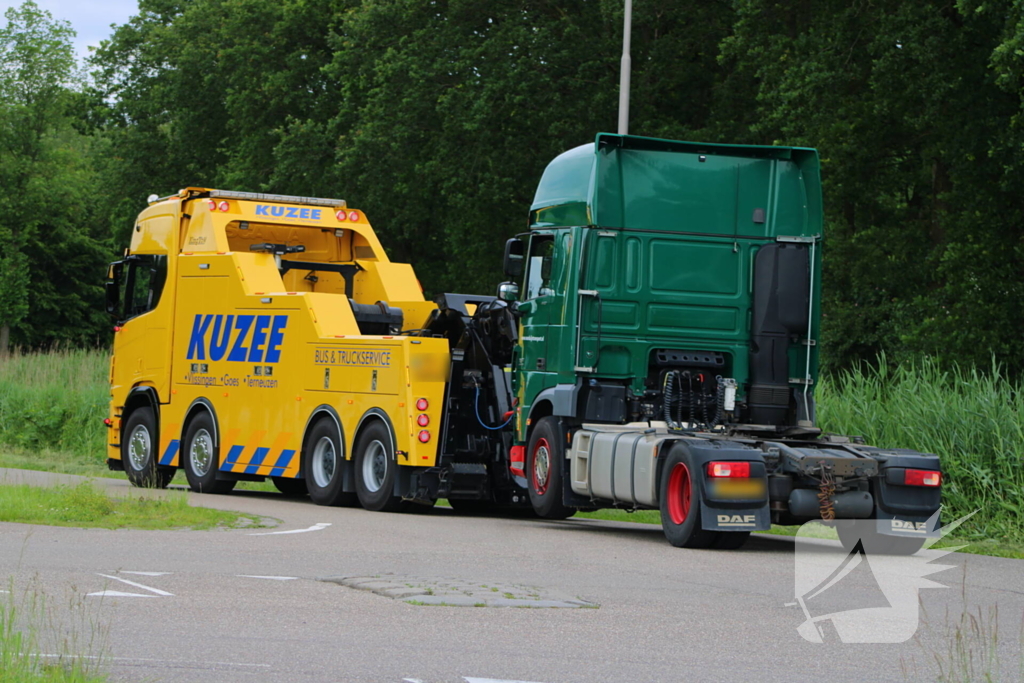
(335, 210, 346, 221)
(707, 461, 751, 478)
(348, 210, 360, 222)
(416, 398, 429, 411)
(904, 469, 941, 487)
(417, 414, 429, 427)
(218, 201, 229, 212)
(418, 430, 430, 443)
(112, 326, 122, 332)
(206, 199, 216, 210)
(103, 418, 112, 427)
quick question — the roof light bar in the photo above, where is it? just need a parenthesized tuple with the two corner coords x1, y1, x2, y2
(208, 190, 347, 209)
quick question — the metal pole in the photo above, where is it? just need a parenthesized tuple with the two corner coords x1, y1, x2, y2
(617, 0, 632, 135)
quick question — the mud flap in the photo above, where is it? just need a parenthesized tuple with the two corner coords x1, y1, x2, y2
(873, 510, 943, 538)
(699, 502, 771, 532)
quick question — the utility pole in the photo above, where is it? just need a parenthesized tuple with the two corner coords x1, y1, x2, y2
(617, 0, 632, 135)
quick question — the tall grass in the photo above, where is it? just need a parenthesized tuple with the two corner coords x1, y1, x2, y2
(0, 349, 108, 467)
(1, 577, 108, 683)
(818, 356, 1024, 542)
(1, 350, 1021, 542)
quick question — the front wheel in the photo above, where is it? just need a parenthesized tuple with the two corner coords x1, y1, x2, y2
(527, 417, 574, 520)
(659, 445, 718, 548)
(122, 407, 173, 489)
(354, 420, 402, 512)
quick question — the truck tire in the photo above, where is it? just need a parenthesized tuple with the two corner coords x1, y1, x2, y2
(354, 420, 402, 512)
(659, 446, 718, 548)
(837, 523, 925, 556)
(527, 417, 574, 520)
(305, 417, 356, 506)
(182, 412, 236, 494)
(272, 476, 309, 497)
(122, 407, 174, 489)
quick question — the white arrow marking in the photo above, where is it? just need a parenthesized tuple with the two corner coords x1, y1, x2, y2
(87, 590, 160, 598)
(121, 571, 170, 576)
(236, 575, 298, 581)
(96, 573, 173, 596)
(249, 522, 331, 536)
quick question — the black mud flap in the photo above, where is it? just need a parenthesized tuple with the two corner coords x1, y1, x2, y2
(679, 438, 771, 532)
(699, 502, 771, 532)
(869, 448, 943, 537)
(872, 510, 943, 538)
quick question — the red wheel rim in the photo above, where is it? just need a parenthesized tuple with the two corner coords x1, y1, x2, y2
(531, 437, 551, 495)
(667, 463, 691, 525)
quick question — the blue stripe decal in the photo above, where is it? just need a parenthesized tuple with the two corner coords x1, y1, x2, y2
(159, 440, 180, 466)
(268, 449, 296, 477)
(221, 444, 244, 471)
(244, 447, 271, 475)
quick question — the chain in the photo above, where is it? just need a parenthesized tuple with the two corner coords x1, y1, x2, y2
(817, 461, 836, 521)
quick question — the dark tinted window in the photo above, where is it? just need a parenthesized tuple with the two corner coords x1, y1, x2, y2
(123, 255, 167, 320)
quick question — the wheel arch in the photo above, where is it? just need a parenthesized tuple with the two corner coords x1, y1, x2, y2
(122, 385, 159, 441)
(301, 405, 346, 472)
(182, 398, 220, 446)
(353, 408, 398, 458)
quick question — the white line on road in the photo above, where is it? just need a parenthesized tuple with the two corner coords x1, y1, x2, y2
(249, 522, 331, 536)
(464, 678, 549, 683)
(87, 590, 160, 598)
(34, 654, 270, 668)
(96, 573, 173, 596)
(236, 575, 299, 581)
(121, 571, 171, 576)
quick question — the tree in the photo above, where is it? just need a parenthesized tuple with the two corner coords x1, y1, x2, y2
(0, 1, 111, 351)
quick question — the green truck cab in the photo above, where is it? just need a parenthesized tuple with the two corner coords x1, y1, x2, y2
(509, 133, 822, 439)
(473, 133, 941, 551)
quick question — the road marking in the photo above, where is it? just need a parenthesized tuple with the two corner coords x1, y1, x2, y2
(87, 590, 160, 598)
(95, 573, 173, 596)
(464, 679, 549, 683)
(237, 575, 299, 581)
(403, 679, 425, 683)
(121, 571, 171, 576)
(34, 654, 270, 668)
(249, 522, 331, 536)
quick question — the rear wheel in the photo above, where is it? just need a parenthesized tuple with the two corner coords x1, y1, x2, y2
(354, 420, 402, 512)
(182, 412, 235, 494)
(527, 417, 574, 520)
(122, 407, 173, 489)
(659, 446, 718, 548)
(304, 418, 356, 506)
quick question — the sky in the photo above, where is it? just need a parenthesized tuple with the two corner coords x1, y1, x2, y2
(2, 0, 140, 63)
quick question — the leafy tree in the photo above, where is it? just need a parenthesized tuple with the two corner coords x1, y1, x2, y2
(0, 1, 110, 350)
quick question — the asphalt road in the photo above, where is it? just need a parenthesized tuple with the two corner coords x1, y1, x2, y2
(1, 467, 1021, 683)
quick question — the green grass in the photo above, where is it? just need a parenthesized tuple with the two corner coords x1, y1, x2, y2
(818, 356, 1024, 544)
(1, 350, 1021, 549)
(0, 481, 266, 530)
(0, 349, 109, 467)
(1, 579, 109, 683)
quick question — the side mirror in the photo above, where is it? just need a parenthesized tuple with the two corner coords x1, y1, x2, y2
(105, 261, 123, 317)
(503, 238, 524, 278)
(497, 281, 519, 302)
